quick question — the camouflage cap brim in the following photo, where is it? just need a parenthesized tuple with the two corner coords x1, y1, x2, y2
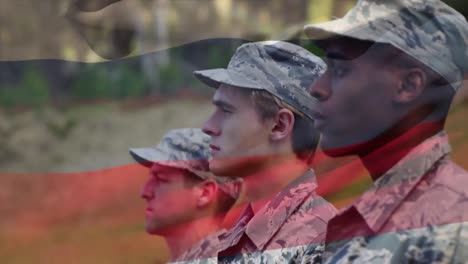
(129, 147, 241, 199)
(129, 147, 203, 175)
(304, 18, 382, 44)
(129, 147, 171, 167)
(129, 146, 209, 176)
(193, 68, 263, 90)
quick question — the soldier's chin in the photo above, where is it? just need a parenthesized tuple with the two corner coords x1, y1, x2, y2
(145, 221, 173, 236)
(145, 222, 162, 235)
(319, 135, 362, 158)
(209, 155, 268, 178)
(209, 159, 241, 178)
(319, 136, 336, 152)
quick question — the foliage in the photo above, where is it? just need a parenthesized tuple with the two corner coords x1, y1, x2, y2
(206, 45, 233, 68)
(71, 64, 110, 100)
(71, 63, 149, 100)
(158, 62, 185, 95)
(0, 66, 50, 108)
(301, 40, 325, 58)
(111, 64, 148, 98)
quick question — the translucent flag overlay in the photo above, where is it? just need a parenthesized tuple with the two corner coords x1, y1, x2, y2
(1, 1, 468, 263)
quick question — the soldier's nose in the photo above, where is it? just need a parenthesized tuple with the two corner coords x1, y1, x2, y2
(202, 116, 221, 137)
(140, 181, 154, 200)
(309, 75, 331, 101)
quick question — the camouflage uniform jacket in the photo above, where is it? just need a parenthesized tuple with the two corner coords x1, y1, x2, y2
(322, 131, 468, 264)
(218, 170, 337, 263)
(170, 229, 228, 264)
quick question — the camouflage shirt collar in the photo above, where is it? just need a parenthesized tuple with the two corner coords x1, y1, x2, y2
(245, 169, 318, 250)
(172, 228, 228, 262)
(350, 131, 451, 233)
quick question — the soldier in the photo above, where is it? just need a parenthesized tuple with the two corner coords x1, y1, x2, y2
(304, 0, 468, 262)
(129, 128, 241, 263)
(195, 41, 337, 263)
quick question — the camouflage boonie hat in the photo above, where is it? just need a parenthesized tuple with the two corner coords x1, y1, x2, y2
(193, 41, 326, 120)
(129, 128, 241, 199)
(304, 0, 468, 92)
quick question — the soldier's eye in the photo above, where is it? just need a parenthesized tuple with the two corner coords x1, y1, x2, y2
(217, 106, 232, 114)
(153, 174, 169, 183)
(332, 67, 347, 77)
(157, 178, 169, 184)
(329, 61, 349, 78)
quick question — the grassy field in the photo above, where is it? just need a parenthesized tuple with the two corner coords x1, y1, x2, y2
(1, 98, 467, 263)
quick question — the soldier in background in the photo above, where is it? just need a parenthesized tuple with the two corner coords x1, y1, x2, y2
(304, 0, 468, 262)
(129, 128, 241, 263)
(196, 41, 336, 263)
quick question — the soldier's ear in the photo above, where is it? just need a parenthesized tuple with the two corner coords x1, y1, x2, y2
(196, 180, 218, 208)
(394, 68, 427, 104)
(270, 109, 295, 142)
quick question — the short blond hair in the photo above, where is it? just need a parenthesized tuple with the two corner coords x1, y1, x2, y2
(239, 89, 320, 163)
